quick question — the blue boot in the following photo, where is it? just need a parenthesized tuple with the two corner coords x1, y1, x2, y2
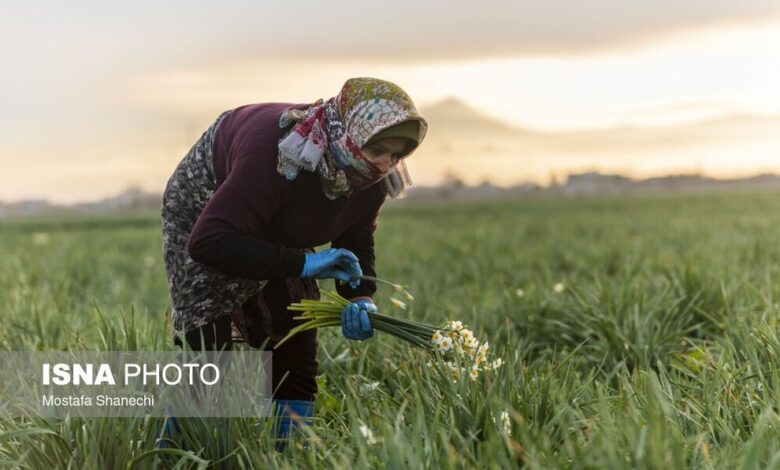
(155, 404, 184, 449)
(272, 399, 314, 451)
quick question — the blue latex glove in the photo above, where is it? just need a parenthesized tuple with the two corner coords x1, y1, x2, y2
(300, 248, 362, 288)
(342, 299, 376, 341)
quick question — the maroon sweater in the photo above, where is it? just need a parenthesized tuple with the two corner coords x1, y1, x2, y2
(187, 102, 387, 299)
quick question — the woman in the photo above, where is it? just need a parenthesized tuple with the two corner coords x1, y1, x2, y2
(160, 77, 427, 446)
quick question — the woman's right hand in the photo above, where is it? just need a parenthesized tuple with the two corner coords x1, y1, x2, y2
(341, 299, 376, 340)
(300, 248, 362, 288)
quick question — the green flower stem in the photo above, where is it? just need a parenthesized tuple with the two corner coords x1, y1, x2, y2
(277, 288, 440, 349)
(371, 313, 440, 333)
(357, 276, 414, 298)
(372, 320, 435, 338)
(274, 318, 342, 348)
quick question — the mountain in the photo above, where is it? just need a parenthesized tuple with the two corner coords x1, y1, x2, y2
(421, 97, 520, 135)
(414, 99, 780, 178)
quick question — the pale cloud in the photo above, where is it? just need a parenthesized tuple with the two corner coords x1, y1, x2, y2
(122, 19, 780, 131)
(2, 1, 778, 97)
(238, 0, 780, 59)
(2, 1, 779, 71)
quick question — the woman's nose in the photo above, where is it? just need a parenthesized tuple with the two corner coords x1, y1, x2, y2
(375, 157, 392, 173)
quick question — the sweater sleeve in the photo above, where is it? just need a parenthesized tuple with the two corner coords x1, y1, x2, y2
(331, 190, 388, 299)
(187, 154, 306, 281)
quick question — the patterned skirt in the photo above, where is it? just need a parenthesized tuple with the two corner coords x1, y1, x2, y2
(160, 111, 319, 347)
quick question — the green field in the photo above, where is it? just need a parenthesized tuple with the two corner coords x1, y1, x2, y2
(4, 192, 780, 468)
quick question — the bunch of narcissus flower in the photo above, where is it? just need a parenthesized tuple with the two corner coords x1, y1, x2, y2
(274, 280, 437, 349)
(430, 320, 503, 381)
(276, 277, 504, 382)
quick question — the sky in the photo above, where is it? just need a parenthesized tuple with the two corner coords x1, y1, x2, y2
(1, 1, 780, 202)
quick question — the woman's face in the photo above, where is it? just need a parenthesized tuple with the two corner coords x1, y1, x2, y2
(361, 137, 411, 176)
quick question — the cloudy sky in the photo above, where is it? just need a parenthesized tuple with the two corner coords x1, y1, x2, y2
(2, 1, 780, 202)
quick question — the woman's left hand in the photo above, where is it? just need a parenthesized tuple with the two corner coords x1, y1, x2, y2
(341, 299, 376, 340)
(300, 248, 362, 288)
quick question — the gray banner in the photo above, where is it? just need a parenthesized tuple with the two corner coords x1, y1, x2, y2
(0, 351, 273, 418)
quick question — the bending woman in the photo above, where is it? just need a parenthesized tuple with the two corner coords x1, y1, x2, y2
(160, 77, 427, 441)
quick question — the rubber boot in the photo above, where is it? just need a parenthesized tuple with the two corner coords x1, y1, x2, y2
(272, 399, 314, 452)
(155, 404, 184, 449)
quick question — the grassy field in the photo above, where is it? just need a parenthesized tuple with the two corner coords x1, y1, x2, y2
(3, 192, 780, 468)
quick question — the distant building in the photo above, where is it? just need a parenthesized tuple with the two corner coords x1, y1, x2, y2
(8, 200, 53, 217)
(562, 172, 632, 195)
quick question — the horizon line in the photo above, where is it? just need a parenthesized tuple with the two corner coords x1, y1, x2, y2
(5, 169, 780, 206)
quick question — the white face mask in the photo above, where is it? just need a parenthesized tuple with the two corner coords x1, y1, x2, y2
(382, 161, 413, 199)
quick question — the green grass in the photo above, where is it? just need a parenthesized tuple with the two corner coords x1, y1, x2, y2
(4, 192, 780, 468)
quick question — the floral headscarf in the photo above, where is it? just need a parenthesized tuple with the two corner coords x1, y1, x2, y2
(277, 77, 428, 200)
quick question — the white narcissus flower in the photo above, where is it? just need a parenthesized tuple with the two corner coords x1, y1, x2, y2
(446, 363, 459, 381)
(501, 411, 512, 436)
(439, 337, 453, 351)
(553, 282, 565, 293)
(360, 381, 381, 393)
(491, 358, 503, 369)
(359, 424, 378, 445)
(431, 331, 443, 344)
(478, 342, 490, 355)
(469, 366, 479, 381)
(459, 328, 474, 341)
(448, 320, 464, 331)
(492, 411, 513, 436)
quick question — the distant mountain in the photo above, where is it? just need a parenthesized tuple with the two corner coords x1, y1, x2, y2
(412, 99, 780, 189)
(421, 97, 520, 135)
